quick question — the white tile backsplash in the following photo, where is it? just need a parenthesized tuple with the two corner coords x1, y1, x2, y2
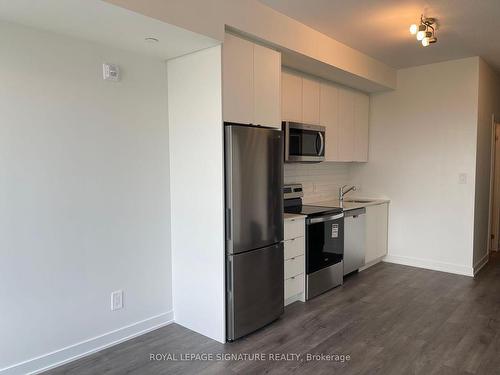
(284, 162, 355, 204)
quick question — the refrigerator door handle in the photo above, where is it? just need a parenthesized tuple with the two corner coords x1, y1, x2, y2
(227, 257, 233, 293)
(226, 208, 232, 240)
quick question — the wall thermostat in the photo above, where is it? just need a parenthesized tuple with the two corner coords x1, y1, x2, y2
(103, 63, 120, 81)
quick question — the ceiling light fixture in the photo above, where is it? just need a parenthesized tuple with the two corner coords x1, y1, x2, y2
(410, 15, 438, 47)
(145, 37, 159, 43)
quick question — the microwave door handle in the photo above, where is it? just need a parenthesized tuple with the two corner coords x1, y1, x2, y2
(317, 132, 324, 156)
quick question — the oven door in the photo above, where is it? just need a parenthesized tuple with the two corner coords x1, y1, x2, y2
(284, 122, 325, 162)
(306, 213, 344, 274)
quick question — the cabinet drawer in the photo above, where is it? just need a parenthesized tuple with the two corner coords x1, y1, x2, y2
(284, 237, 304, 260)
(284, 255, 304, 279)
(285, 273, 304, 300)
(284, 218, 305, 240)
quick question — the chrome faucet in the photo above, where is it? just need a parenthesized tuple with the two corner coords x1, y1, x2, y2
(339, 185, 356, 203)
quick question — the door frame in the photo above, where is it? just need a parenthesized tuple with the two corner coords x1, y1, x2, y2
(488, 114, 499, 251)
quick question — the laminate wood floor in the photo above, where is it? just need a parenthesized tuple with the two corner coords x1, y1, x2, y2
(45, 254, 500, 375)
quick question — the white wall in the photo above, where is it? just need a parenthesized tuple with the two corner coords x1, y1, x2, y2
(473, 59, 500, 269)
(105, 0, 396, 91)
(0, 22, 172, 374)
(351, 57, 480, 276)
(167, 46, 225, 343)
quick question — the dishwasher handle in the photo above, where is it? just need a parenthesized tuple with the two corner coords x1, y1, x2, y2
(344, 207, 366, 217)
(307, 213, 344, 224)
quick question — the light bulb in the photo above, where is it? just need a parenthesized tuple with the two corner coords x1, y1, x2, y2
(409, 24, 418, 35)
(422, 37, 430, 47)
(416, 30, 426, 41)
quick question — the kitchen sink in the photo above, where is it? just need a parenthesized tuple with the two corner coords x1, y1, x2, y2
(345, 199, 376, 203)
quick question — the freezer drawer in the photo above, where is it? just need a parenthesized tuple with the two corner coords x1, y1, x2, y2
(344, 208, 366, 275)
(226, 243, 284, 341)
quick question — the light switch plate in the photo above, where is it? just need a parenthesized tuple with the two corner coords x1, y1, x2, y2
(459, 173, 467, 184)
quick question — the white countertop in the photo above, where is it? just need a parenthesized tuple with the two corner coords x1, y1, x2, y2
(311, 197, 390, 211)
(283, 198, 389, 220)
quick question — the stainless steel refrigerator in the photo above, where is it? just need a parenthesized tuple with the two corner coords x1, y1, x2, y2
(225, 123, 284, 341)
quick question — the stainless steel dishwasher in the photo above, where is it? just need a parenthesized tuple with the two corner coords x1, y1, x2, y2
(344, 207, 366, 275)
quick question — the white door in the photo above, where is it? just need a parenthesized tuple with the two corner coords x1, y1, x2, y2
(254, 44, 281, 128)
(353, 92, 369, 162)
(365, 203, 389, 264)
(282, 71, 302, 122)
(320, 83, 339, 161)
(376, 203, 389, 259)
(222, 33, 254, 125)
(302, 78, 320, 125)
(491, 123, 500, 251)
(338, 88, 355, 161)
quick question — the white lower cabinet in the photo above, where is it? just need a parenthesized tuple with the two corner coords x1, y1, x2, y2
(284, 237, 304, 259)
(285, 274, 305, 301)
(285, 255, 304, 279)
(283, 216, 306, 305)
(284, 217, 305, 240)
(364, 203, 389, 266)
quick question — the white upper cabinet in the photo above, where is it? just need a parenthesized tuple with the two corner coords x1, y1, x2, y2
(223, 33, 281, 129)
(338, 87, 355, 161)
(254, 44, 281, 128)
(302, 78, 320, 125)
(320, 83, 339, 161)
(353, 92, 369, 162)
(223, 33, 254, 125)
(281, 70, 370, 161)
(282, 72, 320, 125)
(281, 71, 302, 122)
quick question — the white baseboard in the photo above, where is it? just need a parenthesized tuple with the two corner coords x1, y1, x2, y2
(383, 254, 474, 277)
(474, 253, 489, 276)
(359, 256, 385, 272)
(285, 292, 305, 307)
(1, 311, 174, 375)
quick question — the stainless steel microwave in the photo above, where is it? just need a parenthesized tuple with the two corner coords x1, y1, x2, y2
(283, 121, 326, 162)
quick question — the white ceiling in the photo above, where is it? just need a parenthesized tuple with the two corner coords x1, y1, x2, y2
(260, 0, 500, 71)
(0, 0, 218, 60)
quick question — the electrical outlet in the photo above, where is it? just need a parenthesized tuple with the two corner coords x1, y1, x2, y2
(103, 63, 120, 81)
(111, 290, 123, 311)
